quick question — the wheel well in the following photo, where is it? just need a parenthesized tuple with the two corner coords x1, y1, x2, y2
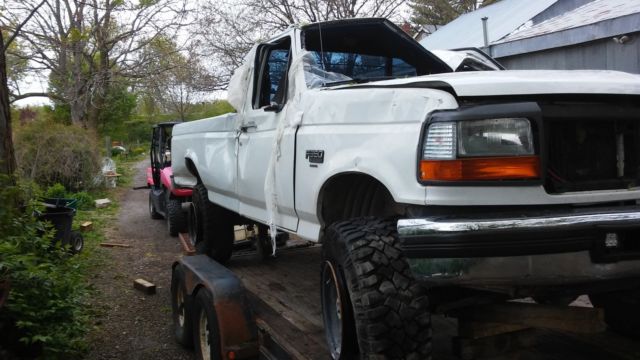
(317, 173, 403, 231)
(185, 158, 200, 182)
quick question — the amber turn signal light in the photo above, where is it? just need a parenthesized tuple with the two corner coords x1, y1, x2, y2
(420, 156, 540, 181)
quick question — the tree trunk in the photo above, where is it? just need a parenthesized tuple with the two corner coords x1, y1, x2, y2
(0, 32, 17, 177)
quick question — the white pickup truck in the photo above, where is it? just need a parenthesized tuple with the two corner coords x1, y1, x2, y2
(172, 18, 640, 359)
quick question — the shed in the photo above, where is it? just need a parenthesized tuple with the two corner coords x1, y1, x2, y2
(420, 0, 640, 74)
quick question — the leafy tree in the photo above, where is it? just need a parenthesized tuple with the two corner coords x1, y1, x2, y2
(3, 0, 193, 128)
(139, 37, 220, 121)
(410, 0, 500, 27)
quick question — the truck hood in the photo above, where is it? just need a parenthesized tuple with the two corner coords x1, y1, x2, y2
(337, 70, 640, 97)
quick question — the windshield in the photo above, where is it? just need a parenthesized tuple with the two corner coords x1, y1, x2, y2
(303, 51, 418, 88)
(301, 19, 451, 88)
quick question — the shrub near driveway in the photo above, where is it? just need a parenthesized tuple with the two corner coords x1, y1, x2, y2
(15, 121, 101, 192)
(0, 177, 93, 359)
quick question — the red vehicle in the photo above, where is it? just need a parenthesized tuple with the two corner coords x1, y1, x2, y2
(148, 122, 192, 236)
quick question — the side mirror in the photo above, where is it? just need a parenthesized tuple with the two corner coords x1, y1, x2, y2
(263, 103, 283, 113)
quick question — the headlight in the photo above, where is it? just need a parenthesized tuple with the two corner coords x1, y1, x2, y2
(458, 118, 533, 157)
(420, 117, 539, 182)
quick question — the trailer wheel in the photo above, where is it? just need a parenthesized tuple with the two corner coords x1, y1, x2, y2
(69, 231, 84, 254)
(193, 289, 222, 360)
(171, 266, 193, 348)
(590, 289, 640, 338)
(191, 184, 234, 263)
(322, 217, 433, 360)
(149, 192, 162, 219)
(167, 198, 187, 237)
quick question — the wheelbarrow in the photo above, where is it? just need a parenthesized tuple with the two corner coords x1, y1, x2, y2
(37, 202, 84, 254)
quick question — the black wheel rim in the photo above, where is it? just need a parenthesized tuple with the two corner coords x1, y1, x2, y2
(188, 202, 198, 246)
(322, 261, 343, 359)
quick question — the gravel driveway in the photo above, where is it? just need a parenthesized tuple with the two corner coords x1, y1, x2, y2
(86, 160, 194, 360)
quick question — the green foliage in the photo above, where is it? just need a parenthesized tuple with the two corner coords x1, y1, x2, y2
(185, 100, 236, 120)
(0, 176, 91, 359)
(43, 184, 94, 210)
(98, 83, 138, 138)
(45, 183, 67, 199)
(129, 145, 147, 157)
(73, 191, 95, 210)
(14, 121, 101, 191)
(48, 103, 72, 125)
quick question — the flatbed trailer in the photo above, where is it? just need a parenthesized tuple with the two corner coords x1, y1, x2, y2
(171, 236, 640, 360)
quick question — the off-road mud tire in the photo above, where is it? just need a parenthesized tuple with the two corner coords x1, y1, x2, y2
(167, 197, 187, 237)
(149, 192, 162, 219)
(191, 183, 234, 263)
(171, 265, 193, 348)
(192, 289, 222, 360)
(590, 289, 640, 338)
(322, 217, 433, 360)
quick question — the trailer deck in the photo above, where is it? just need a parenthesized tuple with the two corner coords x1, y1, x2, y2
(174, 234, 640, 360)
(228, 244, 640, 360)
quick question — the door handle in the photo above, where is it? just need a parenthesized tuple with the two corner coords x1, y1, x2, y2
(240, 122, 257, 132)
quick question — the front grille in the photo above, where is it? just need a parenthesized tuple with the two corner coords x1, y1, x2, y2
(542, 100, 640, 194)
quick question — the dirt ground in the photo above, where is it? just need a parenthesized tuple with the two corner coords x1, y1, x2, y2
(86, 160, 193, 360)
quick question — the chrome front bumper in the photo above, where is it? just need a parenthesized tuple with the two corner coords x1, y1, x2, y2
(397, 207, 640, 291)
(398, 211, 640, 237)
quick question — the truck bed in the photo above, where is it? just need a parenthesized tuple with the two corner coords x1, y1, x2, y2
(227, 243, 640, 360)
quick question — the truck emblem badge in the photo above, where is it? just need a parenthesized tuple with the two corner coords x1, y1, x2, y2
(306, 150, 324, 164)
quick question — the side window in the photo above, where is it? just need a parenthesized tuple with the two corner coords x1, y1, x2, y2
(253, 37, 291, 109)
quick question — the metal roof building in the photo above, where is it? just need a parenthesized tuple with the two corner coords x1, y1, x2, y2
(419, 0, 559, 50)
(421, 0, 640, 74)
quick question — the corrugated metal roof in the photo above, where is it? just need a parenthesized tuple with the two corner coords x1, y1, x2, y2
(497, 0, 640, 43)
(420, 0, 558, 50)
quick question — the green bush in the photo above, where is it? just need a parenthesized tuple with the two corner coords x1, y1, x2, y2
(15, 121, 101, 191)
(44, 183, 67, 199)
(129, 145, 147, 157)
(73, 191, 94, 210)
(0, 176, 90, 359)
(43, 184, 94, 210)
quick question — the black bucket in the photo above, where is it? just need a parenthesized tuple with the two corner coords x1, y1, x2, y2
(38, 206, 75, 246)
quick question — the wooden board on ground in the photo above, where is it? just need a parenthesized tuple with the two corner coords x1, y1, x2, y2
(133, 278, 156, 295)
(100, 242, 131, 248)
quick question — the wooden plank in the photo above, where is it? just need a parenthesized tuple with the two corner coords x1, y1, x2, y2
(178, 233, 196, 255)
(100, 242, 131, 248)
(249, 293, 327, 360)
(453, 328, 538, 360)
(231, 246, 324, 330)
(453, 302, 606, 334)
(549, 330, 640, 360)
(133, 278, 156, 295)
(458, 320, 530, 339)
(80, 221, 93, 232)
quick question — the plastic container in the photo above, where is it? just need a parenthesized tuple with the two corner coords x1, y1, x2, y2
(38, 206, 76, 245)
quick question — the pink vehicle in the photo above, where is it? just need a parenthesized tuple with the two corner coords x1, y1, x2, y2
(147, 122, 192, 236)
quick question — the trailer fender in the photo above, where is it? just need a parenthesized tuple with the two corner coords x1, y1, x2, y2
(174, 255, 259, 359)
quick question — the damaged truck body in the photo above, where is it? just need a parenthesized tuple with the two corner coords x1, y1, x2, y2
(170, 18, 640, 359)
